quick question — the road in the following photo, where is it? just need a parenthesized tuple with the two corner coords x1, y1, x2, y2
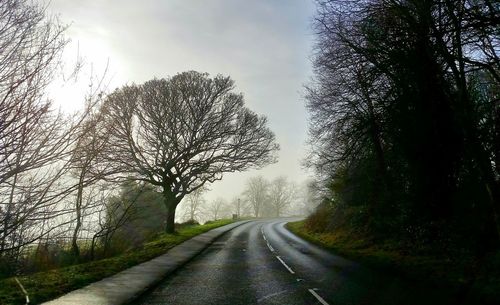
(131, 219, 455, 305)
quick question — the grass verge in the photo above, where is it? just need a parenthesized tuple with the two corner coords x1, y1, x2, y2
(286, 220, 500, 305)
(0, 219, 234, 305)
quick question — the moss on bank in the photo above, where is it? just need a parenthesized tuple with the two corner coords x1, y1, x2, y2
(286, 220, 500, 305)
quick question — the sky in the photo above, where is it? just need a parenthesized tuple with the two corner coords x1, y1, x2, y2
(48, 0, 317, 204)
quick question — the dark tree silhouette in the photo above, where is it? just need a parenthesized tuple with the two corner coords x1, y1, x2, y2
(307, 0, 500, 253)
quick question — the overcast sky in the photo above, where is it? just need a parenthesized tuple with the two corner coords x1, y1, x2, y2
(48, 0, 316, 203)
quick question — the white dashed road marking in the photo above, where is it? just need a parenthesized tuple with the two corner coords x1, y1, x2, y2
(276, 256, 295, 274)
(308, 288, 330, 305)
(262, 223, 330, 305)
(266, 241, 275, 252)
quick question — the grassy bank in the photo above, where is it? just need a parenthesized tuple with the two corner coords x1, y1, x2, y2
(286, 220, 500, 304)
(0, 219, 234, 305)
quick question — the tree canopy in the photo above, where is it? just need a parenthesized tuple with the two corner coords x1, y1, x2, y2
(102, 71, 279, 232)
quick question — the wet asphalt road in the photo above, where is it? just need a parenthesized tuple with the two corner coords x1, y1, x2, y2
(131, 219, 455, 305)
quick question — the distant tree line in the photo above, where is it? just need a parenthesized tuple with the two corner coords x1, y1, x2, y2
(306, 0, 499, 257)
(82, 175, 308, 255)
(243, 176, 299, 218)
(175, 175, 309, 224)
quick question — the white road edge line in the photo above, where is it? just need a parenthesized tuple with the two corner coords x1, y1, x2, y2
(257, 289, 289, 302)
(261, 226, 268, 242)
(266, 242, 275, 252)
(276, 256, 295, 274)
(15, 277, 29, 305)
(308, 289, 330, 305)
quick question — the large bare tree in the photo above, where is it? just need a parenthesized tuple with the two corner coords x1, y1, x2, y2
(102, 71, 278, 232)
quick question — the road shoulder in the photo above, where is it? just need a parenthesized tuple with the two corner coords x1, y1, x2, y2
(41, 220, 249, 305)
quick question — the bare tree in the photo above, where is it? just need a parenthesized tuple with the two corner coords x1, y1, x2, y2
(0, 0, 67, 185)
(207, 197, 226, 221)
(68, 80, 112, 258)
(244, 176, 269, 218)
(181, 186, 207, 223)
(0, 0, 110, 266)
(0, 0, 78, 259)
(102, 71, 278, 232)
(268, 176, 295, 217)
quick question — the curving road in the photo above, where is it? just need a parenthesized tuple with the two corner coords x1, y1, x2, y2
(131, 219, 454, 305)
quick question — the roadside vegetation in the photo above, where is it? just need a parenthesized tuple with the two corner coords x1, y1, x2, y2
(303, 1, 500, 304)
(287, 220, 500, 304)
(0, 219, 233, 305)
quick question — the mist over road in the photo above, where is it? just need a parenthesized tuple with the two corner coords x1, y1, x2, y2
(132, 219, 452, 305)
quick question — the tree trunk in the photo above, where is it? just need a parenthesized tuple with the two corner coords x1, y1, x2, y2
(103, 231, 112, 257)
(90, 228, 106, 261)
(71, 177, 84, 258)
(190, 207, 195, 222)
(166, 204, 176, 233)
(275, 206, 280, 217)
(90, 234, 97, 261)
(163, 188, 179, 233)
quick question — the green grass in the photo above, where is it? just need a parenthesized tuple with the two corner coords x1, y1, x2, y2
(286, 220, 463, 281)
(0, 219, 234, 305)
(286, 220, 500, 304)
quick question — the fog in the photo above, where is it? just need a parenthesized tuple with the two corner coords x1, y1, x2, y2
(47, 0, 316, 203)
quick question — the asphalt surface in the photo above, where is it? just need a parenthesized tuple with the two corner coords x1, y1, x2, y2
(131, 219, 455, 305)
